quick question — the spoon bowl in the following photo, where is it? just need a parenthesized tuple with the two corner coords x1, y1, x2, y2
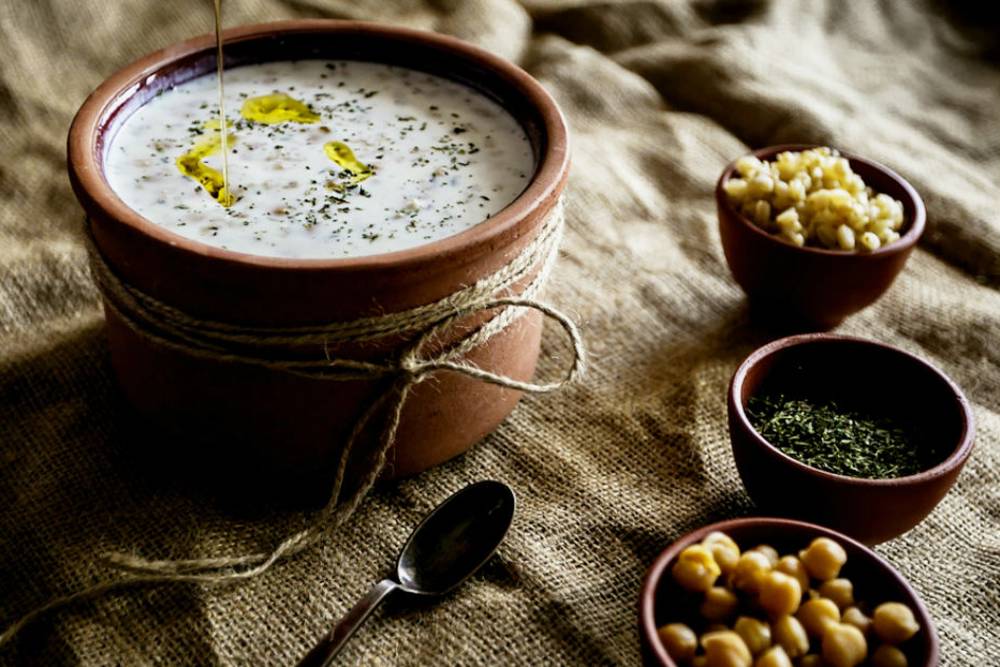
(397, 480, 516, 595)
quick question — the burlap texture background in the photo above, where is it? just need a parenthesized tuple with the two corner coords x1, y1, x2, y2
(2, 0, 999, 664)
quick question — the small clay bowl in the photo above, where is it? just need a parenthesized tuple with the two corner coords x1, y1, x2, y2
(639, 517, 939, 666)
(67, 21, 569, 505)
(728, 334, 974, 545)
(716, 145, 925, 330)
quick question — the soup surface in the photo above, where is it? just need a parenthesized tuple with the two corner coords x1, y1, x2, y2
(105, 60, 535, 258)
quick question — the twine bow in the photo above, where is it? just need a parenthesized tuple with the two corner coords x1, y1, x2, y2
(104, 293, 584, 581)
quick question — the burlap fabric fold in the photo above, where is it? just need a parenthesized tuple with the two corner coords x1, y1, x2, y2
(1, 0, 998, 664)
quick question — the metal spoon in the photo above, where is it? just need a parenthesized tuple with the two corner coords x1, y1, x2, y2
(296, 480, 516, 666)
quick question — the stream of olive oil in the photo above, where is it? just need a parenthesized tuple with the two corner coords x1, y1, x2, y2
(213, 0, 231, 204)
(176, 0, 233, 205)
(176, 8, 374, 206)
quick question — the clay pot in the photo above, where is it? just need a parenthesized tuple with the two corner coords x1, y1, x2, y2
(716, 145, 925, 330)
(728, 334, 974, 545)
(67, 21, 569, 505)
(639, 517, 939, 666)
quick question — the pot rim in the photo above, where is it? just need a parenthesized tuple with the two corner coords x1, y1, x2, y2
(715, 143, 926, 258)
(67, 19, 570, 273)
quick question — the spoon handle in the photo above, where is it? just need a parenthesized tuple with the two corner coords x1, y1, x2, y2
(297, 578, 399, 667)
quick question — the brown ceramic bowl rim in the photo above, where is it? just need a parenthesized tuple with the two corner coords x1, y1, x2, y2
(729, 333, 975, 487)
(638, 516, 939, 666)
(716, 144, 926, 257)
(67, 19, 569, 272)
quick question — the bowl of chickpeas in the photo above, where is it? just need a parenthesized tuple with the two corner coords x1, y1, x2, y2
(639, 518, 938, 667)
(716, 145, 925, 330)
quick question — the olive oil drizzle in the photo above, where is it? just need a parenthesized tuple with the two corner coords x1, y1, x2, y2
(237, 92, 373, 184)
(324, 141, 373, 185)
(177, 79, 376, 205)
(176, 122, 237, 205)
(240, 93, 321, 124)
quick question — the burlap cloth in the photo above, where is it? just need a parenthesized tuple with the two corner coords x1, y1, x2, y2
(2, 0, 999, 664)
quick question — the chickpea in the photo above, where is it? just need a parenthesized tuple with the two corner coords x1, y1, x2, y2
(673, 545, 722, 592)
(751, 545, 780, 567)
(818, 579, 854, 611)
(797, 598, 840, 638)
(732, 551, 773, 594)
(871, 644, 908, 667)
(704, 531, 742, 575)
(734, 616, 772, 655)
(799, 538, 847, 581)
(841, 606, 872, 636)
(702, 586, 740, 622)
(753, 646, 791, 667)
(759, 571, 803, 617)
(658, 623, 697, 662)
(805, 588, 822, 601)
(702, 630, 753, 667)
(775, 556, 810, 592)
(798, 655, 824, 667)
(693, 657, 708, 667)
(771, 615, 809, 659)
(872, 602, 920, 644)
(821, 622, 867, 667)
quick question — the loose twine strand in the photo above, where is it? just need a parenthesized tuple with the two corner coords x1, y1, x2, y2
(0, 201, 585, 648)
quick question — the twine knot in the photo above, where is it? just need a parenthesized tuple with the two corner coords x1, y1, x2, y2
(399, 348, 428, 381)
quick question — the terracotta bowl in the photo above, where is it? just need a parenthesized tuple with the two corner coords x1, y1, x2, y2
(716, 145, 925, 330)
(67, 20, 569, 505)
(728, 334, 974, 545)
(639, 517, 939, 666)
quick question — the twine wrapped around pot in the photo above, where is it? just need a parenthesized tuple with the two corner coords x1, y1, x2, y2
(0, 201, 584, 646)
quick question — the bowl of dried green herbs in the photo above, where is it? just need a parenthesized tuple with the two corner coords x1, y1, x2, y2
(728, 334, 974, 545)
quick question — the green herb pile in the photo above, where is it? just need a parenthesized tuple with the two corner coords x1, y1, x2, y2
(746, 393, 927, 479)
